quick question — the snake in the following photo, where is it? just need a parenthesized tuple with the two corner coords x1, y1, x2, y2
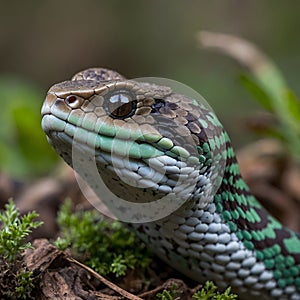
(41, 68, 300, 300)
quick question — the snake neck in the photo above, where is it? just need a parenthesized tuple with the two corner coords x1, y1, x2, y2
(213, 135, 300, 288)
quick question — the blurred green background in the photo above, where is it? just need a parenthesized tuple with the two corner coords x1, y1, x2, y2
(0, 0, 299, 178)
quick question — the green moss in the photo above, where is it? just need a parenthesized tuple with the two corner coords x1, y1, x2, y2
(55, 199, 152, 277)
(192, 281, 237, 300)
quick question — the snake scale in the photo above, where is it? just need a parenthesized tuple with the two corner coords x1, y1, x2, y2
(41, 68, 300, 300)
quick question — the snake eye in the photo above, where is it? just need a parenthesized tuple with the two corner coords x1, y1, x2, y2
(65, 95, 83, 108)
(104, 91, 137, 119)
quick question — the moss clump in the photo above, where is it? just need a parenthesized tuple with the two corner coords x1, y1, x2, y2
(55, 199, 152, 277)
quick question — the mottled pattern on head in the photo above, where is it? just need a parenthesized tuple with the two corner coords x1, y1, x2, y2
(72, 68, 126, 82)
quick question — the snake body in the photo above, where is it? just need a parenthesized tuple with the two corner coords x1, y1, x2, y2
(41, 68, 300, 300)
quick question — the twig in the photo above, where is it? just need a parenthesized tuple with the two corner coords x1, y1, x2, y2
(138, 278, 188, 299)
(66, 256, 143, 300)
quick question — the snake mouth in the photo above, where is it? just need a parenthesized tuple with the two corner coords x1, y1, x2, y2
(41, 93, 200, 164)
(41, 112, 199, 171)
(41, 112, 204, 201)
(42, 113, 167, 161)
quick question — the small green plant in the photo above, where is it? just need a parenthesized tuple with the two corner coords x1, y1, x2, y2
(0, 199, 43, 299)
(0, 199, 43, 262)
(14, 270, 35, 298)
(155, 281, 237, 300)
(192, 281, 237, 300)
(156, 284, 179, 300)
(55, 199, 152, 277)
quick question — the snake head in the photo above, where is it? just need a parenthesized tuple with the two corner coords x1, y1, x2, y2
(41, 68, 226, 222)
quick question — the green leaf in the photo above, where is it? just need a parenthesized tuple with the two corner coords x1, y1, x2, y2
(239, 73, 273, 112)
(285, 90, 300, 122)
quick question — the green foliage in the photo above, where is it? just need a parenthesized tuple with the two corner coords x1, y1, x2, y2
(239, 74, 274, 112)
(201, 32, 300, 159)
(14, 270, 35, 299)
(156, 284, 179, 300)
(55, 199, 152, 277)
(155, 282, 237, 300)
(0, 199, 43, 262)
(237, 50, 300, 160)
(0, 199, 43, 299)
(192, 281, 237, 300)
(0, 76, 58, 178)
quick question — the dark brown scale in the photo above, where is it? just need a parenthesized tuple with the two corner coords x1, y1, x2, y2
(175, 108, 188, 117)
(151, 99, 166, 113)
(187, 122, 201, 134)
(236, 216, 247, 229)
(197, 130, 209, 143)
(154, 114, 179, 127)
(177, 117, 188, 125)
(186, 112, 198, 122)
(191, 133, 200, 145)
(166, 102, 179, 110)
(159, 106, 177, 118)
